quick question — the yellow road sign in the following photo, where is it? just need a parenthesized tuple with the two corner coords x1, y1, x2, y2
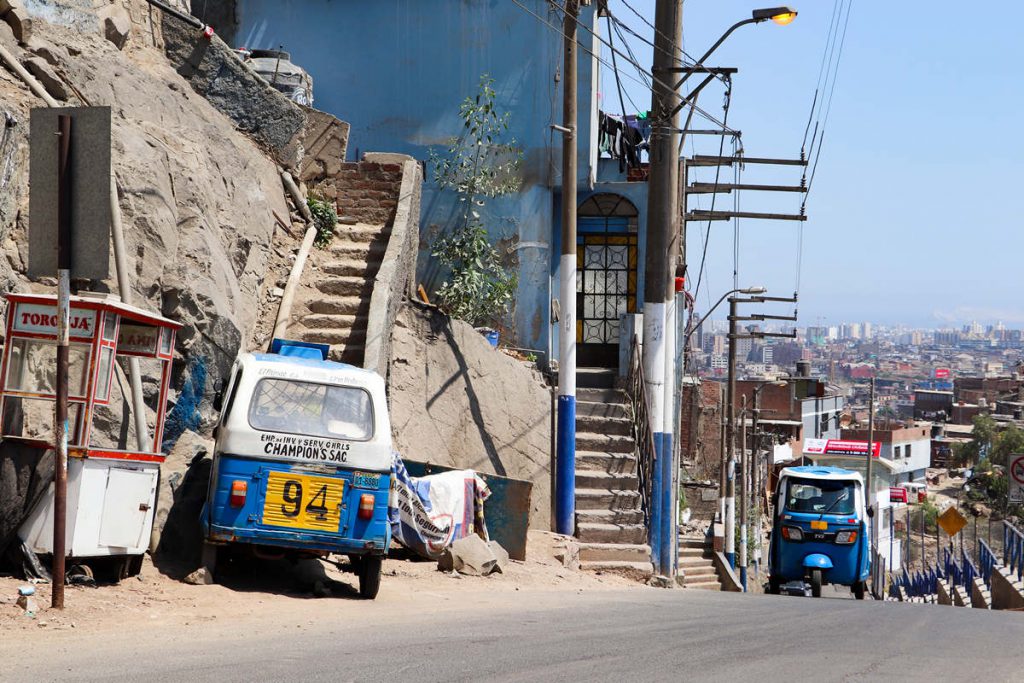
(938, 506, 967, 537)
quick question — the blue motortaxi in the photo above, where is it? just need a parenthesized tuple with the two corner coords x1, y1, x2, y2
(768, 465, 871, 599)
(202, 340, 392, 598)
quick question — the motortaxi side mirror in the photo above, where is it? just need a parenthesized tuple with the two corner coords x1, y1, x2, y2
(866, 506, 875, 518)
(212, 377, 226, 412)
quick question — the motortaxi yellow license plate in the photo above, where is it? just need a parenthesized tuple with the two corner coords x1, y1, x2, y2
(263, 471, 344, 532)
(810, 520, 828, 530)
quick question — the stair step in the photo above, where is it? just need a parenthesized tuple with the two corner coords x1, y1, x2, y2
(575, 488, 641, 511)
(577, 368, 618, 389)
(577, 433, 634, 454)
(575, 401, 629, 420)
(576, 508, 644, 525)
(678, 555, 715, 567)
(577, 387, 627, 404)
(333, 224, 389, 243)
(577, 522, 646, 544)
(682, 567, 718, 580)
(300, 313, 368, 331)
(577, 542, 651, 563)
(679, 547, 710, 558)
(678, 537, 710, 550)
(329, 240, 389, 258)
(576, 451, 637, 475)
(322, 260, 380, 277)
(576, 413, 632, 436)
(580, 560, 653, 575)
(308, 296, 370, 316)
(318, 276, 374, 297)
(575, 470, 639, 491)
(299, 327, 368, 346)
(328, 344, 364, 366)
(685, 580, 722, 591)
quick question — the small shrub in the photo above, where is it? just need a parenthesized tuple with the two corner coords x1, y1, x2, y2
(307, 195, 338, 249)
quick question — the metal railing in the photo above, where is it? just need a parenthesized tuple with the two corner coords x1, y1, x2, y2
(978, 538, 997, 589)
(1003, 520, 1024, 583)
(626, 336, 657, 536)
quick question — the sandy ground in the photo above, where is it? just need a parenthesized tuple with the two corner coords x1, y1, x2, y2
(0, 531, 645, 643)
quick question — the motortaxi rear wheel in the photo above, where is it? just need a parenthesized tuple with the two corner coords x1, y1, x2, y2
(853, 581, 865, 600)
(358, 555, 382, 599)
(810, 569, 822, 598)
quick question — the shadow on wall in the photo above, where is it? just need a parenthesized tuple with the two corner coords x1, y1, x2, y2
(428, 311, 507, 477)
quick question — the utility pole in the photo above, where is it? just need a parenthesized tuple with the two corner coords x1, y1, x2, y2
(555, 0, 579, 537)
(725, 296, 738, 568)
(866, 377, 875, 595)
(52, 113, 72, 609)
(740, 395, 748, 591)
(644, 0, 683, 577)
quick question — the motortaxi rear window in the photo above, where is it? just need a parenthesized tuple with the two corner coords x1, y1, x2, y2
(248, 378, 374, 441)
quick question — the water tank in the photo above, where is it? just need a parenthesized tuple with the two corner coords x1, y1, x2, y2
(796, 360, 811, 377)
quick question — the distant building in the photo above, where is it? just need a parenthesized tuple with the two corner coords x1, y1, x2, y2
(934, 329, 961, 346)
(806, 326, 828, 346)
(913, 389, 953, 421)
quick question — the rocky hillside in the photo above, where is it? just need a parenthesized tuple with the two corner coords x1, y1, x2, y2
(0, 0, 295, 423)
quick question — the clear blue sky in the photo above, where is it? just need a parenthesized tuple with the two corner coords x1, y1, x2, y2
(602, 1, 1023, 329)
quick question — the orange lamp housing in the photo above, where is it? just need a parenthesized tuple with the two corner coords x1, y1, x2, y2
(229, 480, 248, 508)
(358, 494, 375, 520)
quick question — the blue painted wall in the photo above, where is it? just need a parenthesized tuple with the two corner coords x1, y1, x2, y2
(234, 0, 644, 358)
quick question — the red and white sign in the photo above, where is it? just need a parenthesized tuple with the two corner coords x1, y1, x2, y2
(804, 438, 882, 458)
(934, 367, 951, 379)
(1010, 455, 1024, 504)
(117, 323, 159, 355)
(13, 303, 97, 337)
(889, 487, 908, 503)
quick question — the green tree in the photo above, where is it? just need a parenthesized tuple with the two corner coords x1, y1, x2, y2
(993, 424, 1024, 467)
(953, 414, 998, 466)
(429, 75, 522, 326)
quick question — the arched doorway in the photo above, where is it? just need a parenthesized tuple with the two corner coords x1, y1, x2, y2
(576, 193, 639, 368)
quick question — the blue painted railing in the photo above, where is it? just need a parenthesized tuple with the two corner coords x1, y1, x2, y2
(978, 538, 997, 589)
(1003, 521, 1024, 583)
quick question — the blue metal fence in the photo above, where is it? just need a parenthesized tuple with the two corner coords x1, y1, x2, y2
(978, 538, 997, 589)
(1003, 520, 1024, 583)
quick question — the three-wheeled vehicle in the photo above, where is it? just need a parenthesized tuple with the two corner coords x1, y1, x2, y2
(768, 466, 871, 599)
(202, 340, 392, 598)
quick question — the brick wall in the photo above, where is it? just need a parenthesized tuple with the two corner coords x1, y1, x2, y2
(681, 380, 723, 482)
(319, 160, 404, 226)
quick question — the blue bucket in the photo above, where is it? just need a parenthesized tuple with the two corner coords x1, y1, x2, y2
(477, 328, 499, 348)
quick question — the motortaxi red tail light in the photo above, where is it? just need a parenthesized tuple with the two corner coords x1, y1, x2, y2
(358, 494, 374, 520)
(230, 480, 248, 508)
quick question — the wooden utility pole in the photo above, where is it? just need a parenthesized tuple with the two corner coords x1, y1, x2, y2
(554, 0, 579, 537)
(644, 0, 683, 579)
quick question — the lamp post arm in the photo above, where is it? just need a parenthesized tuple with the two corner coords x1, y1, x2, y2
(682, 288, 739, 347)
(677, 18, 758, 89)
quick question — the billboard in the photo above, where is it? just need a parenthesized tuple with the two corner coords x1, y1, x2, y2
(934, 367, 951, 379)
(804, 438, 883, 458)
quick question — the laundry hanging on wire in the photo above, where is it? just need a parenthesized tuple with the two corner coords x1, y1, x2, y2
(598, 110, 652, 172)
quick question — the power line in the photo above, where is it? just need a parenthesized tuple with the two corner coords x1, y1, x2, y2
(692, 80, 733, 306)
(510, 0, 738, 134)
(605, 13, 632, 117)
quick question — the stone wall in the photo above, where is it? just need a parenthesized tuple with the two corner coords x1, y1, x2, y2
(389, 303, 552, 531)
(318, 158, 404, 226)
(681, 379, 723, 483)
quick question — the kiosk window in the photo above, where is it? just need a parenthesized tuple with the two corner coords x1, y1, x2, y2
(95, 347, 114, 401)
(5, 339, 91, 397)
(248, 379, 373, 441)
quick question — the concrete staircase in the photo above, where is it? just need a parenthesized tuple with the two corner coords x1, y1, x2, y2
(292, 222, 391, 365)
(678, 536, 723, 590)
(575, 368, 653, 576)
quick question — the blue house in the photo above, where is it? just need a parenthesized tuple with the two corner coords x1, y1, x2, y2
(221, 0, 653, 369)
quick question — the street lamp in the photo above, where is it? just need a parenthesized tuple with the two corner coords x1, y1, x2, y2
(678, 7, 798, 89)
(683, 286, 766, 349)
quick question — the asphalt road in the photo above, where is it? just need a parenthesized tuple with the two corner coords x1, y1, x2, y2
(5, 588, 1022, 682)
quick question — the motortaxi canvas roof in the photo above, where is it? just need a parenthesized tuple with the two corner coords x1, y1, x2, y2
(779, 465, 864, 484)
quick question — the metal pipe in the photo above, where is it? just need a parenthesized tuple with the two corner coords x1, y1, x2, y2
(144, 0, 206, 30)
(53, 114, 73, 609)
(555, 0, 579, 538)
(281, 171, 313, 223)
(0, 42, 59, 106)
